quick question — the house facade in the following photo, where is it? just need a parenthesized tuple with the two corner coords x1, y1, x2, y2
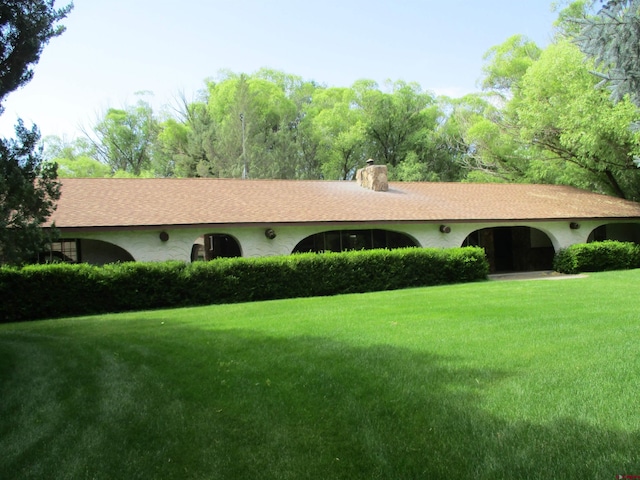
(46, 165, 640, 273)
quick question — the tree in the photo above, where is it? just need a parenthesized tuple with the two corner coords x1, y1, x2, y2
(480, 34, 542, 97)
(43, 135, 110, 178)
(515, 40, 640, 199)
(88, 95, 159, 175)
(469, 29, 640, 198)
(154, 118, 191, 177)
(352, 79, 462, 181)
(161, 92, 219, 178)
(309, 86, 367, 180)
(204, 71, 314, 179)
(0, 121, 60, 264)
(0, 0, 72, 264)
(153, 71, 463, 181)
(476, 34, 640, 198)
(574, 0, 640, 106)
(0, 0, 73, 113)
(436, 93, 522, 182)
(355, 80, 437, 169)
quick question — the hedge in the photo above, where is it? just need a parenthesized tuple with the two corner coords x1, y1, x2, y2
(0, 246, 489, 323)
(553, 240, 640, 274)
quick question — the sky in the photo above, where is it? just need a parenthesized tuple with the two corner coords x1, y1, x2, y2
(0, 0, 559, 140)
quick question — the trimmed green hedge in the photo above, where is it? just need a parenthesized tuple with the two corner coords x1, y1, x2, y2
(553, 240, 640, 274)
(0, 246, 489, 323)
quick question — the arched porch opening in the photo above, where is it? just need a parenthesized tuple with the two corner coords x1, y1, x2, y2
(292, 229, 419, 254)
(191, 234, 242, 261)
(39, 238, 135, 265)
(463, 226, 555, 273)
(588, 223, 640, 244)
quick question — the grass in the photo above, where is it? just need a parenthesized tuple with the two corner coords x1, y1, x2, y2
(1, 270, 640, 479)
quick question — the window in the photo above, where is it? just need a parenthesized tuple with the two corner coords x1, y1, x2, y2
(292, 229, 417, 254)
(40, 239, 80, 263)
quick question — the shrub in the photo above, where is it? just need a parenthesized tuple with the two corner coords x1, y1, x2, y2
(0, 263, 104, 322)
(553, 241, 640, 274)
(0, 246, 489, 323)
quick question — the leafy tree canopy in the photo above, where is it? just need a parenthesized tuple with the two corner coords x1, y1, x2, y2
(516, 39, 640, 198)
(481, 34, 542, 95)
(85, 94, 159, 176)
(466, 28, 640, 199)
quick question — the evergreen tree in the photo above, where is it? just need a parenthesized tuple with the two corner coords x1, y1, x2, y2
(575, 0, 640, 106)
(0, 121, 60, 264)
(0, 0, 73, 112)
(0, 0, 72, 264)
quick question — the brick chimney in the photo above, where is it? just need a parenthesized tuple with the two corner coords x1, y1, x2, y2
(356, 159, 388, 192)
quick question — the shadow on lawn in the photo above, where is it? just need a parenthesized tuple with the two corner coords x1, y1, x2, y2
(1, 325, 639, 479)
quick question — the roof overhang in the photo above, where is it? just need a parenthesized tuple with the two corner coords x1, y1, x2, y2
(49, 216, 640, 234)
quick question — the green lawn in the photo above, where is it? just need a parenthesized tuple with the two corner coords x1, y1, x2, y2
(1, 270, 639, 479)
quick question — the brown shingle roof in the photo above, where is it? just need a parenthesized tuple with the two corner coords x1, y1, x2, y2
(49, 178, 640, 229)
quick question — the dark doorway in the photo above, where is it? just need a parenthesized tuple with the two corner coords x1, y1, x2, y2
(191, 234, 242, 261)
(463, 226, 555, 273)
(493, 228, 514, 272)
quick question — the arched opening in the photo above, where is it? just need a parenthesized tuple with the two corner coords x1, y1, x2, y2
(191, 234, 242, 261)
(292, 229, 419, 254)
(588, 223, 640, 244)
(39, 238, 135, 265)
(463, 226, 554, 273)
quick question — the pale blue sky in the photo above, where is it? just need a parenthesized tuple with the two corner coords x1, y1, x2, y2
(0, 0, 558, 139)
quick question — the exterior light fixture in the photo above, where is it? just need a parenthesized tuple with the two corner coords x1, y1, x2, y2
(265, 228, 277, 239)
(439, 225, 451, 234)
(159, 231, 169, 242)
(569, 222, 580, 230)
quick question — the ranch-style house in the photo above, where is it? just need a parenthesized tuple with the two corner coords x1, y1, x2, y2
(45, 164, 640, 273)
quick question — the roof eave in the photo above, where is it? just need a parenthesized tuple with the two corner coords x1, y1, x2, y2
(50, 216, 640, 233)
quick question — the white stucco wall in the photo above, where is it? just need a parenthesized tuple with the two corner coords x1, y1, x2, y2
(60, 219, 639, 265)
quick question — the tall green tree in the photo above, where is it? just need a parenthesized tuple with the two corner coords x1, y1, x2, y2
(467, 34, 560, 183)
(353, 80, 461, 181)
(481, 34, 542, 97)
(436, 93, 520, 182)
(475, 29, 640, 198)
(204, 71, 316, 179)
(355, 80, 438, 169)
(154, 118, 191, 177)
(515, 40, 640, 198)
(43, 135, 110, 178)
(205, 74, 251, 177)
(0, 0, 72, 265)
(308, 86, 367, 180)
(171, 94, 219, 178)
(88, 95, 159, 175)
